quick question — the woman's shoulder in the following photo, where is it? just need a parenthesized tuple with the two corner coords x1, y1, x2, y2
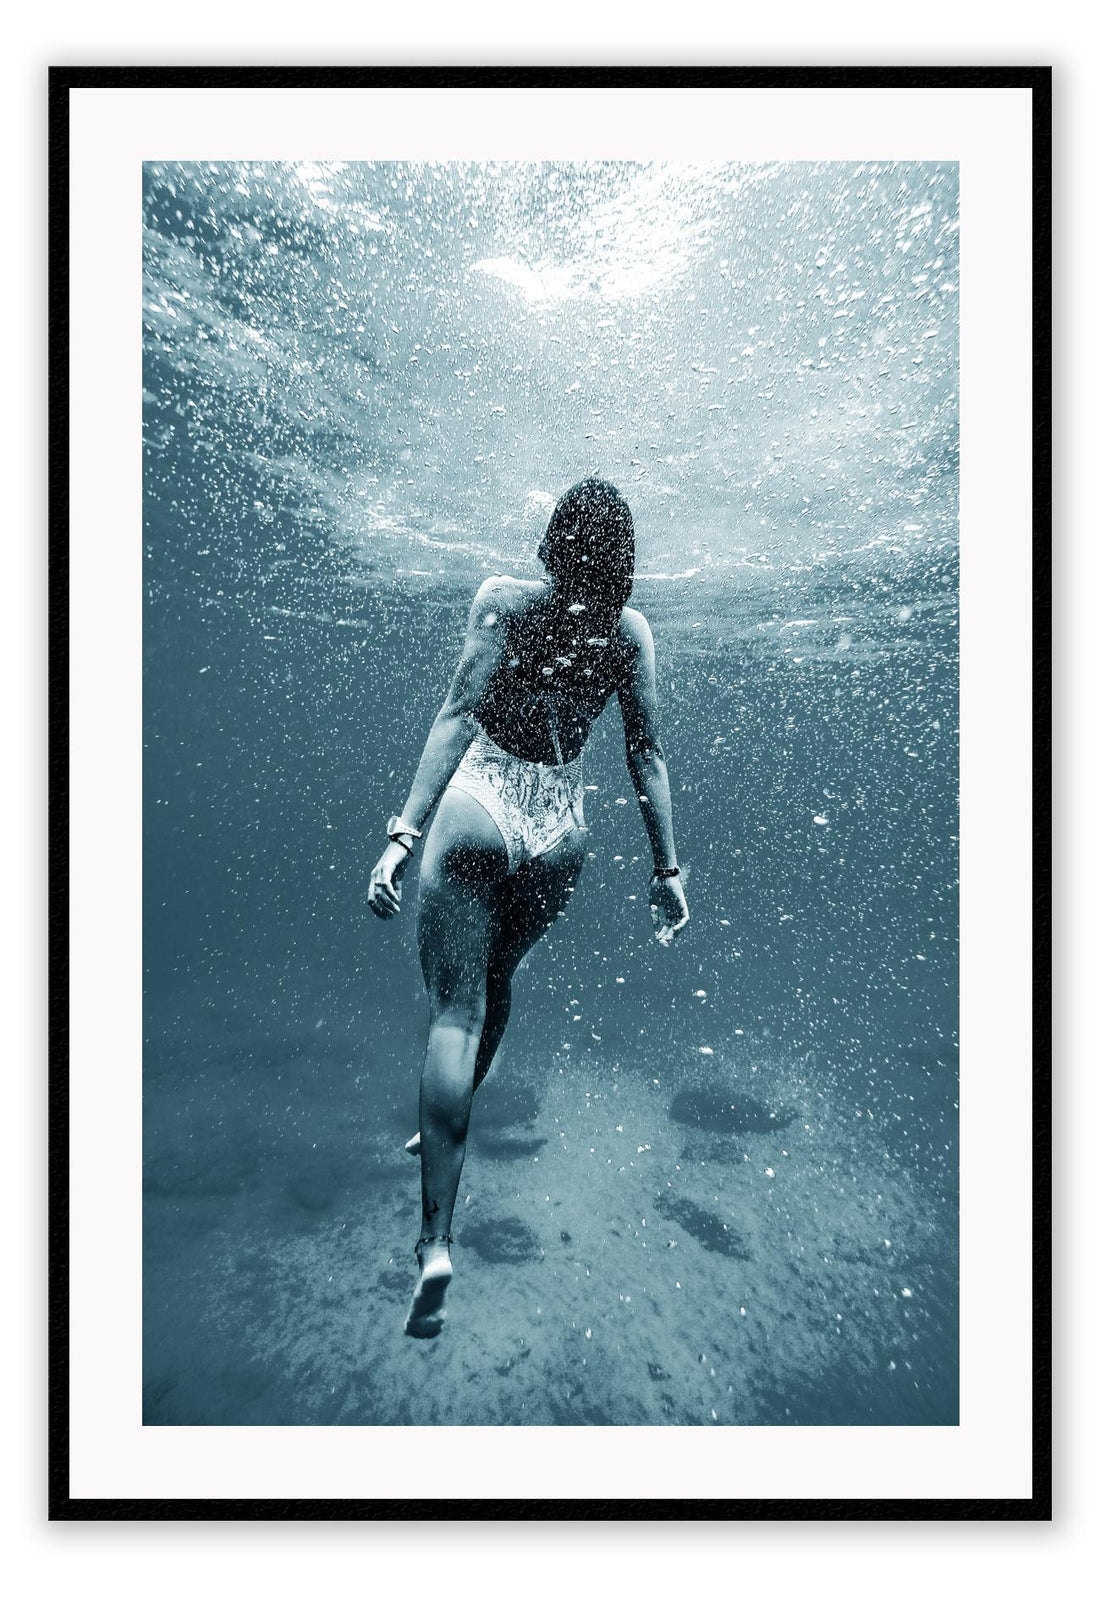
(470, 574, 544, 622)
(617, 604, 654, 652)
(470, 573, 528, 614)
(474, 572, 545, 601)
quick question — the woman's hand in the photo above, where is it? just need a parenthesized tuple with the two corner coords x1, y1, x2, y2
(368, 841, 412, 920)
(649, 873, 689, 946)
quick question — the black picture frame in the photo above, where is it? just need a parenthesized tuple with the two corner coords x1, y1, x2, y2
(48, 63, 1052, 1523)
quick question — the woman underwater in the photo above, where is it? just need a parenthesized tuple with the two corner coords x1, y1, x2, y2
(367, 479, 689, 1338)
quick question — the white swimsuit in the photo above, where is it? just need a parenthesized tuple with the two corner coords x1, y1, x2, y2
(448, 727, 586, 875)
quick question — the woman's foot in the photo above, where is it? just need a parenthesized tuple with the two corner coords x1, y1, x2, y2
(405, 1131, 422, 1157)
(404, 1237, 453, 1339)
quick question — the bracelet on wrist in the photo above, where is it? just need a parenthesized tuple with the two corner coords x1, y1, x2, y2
(386, 814, 422, 853)
(652, 865, 680, 880)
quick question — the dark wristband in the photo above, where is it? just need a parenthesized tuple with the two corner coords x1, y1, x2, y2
(652, 865, 680, 880)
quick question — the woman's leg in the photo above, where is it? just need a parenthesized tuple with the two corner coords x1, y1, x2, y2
(404, 791, 508, 1338)
(470, 961, 512, 1094)
(405, 829, 587, 1158)
(402, 965, 510, 1159)
(474, 832, 588, 1101)
(415, 790, 508, 1245)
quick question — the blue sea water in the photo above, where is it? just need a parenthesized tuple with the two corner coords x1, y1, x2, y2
(142, 160, 958, 1426)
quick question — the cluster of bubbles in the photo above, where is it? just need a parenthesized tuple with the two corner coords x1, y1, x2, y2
(143, 159, 957, 601)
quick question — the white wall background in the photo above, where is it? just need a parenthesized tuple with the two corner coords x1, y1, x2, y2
(4, 4, 1086, 1610)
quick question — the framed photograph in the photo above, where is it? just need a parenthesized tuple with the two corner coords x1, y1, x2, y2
(51, 65, 1050, 1519)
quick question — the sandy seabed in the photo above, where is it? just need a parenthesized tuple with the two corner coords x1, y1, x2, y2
(143, 1022, 956, 1428)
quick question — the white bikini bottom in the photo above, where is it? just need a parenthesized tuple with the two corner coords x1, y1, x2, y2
(447, 729, 586, 875)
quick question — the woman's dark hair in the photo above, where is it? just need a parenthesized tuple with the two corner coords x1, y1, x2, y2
(538, 478, 635, 609)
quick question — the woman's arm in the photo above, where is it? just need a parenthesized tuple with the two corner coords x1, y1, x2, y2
(396, 578, 508, 831)
(617, 609, 690, 944)
(367, 577, 509, 920)
(617, 609, 678, 865)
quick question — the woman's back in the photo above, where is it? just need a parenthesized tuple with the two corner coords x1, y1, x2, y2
(474, 576, 629, 764)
